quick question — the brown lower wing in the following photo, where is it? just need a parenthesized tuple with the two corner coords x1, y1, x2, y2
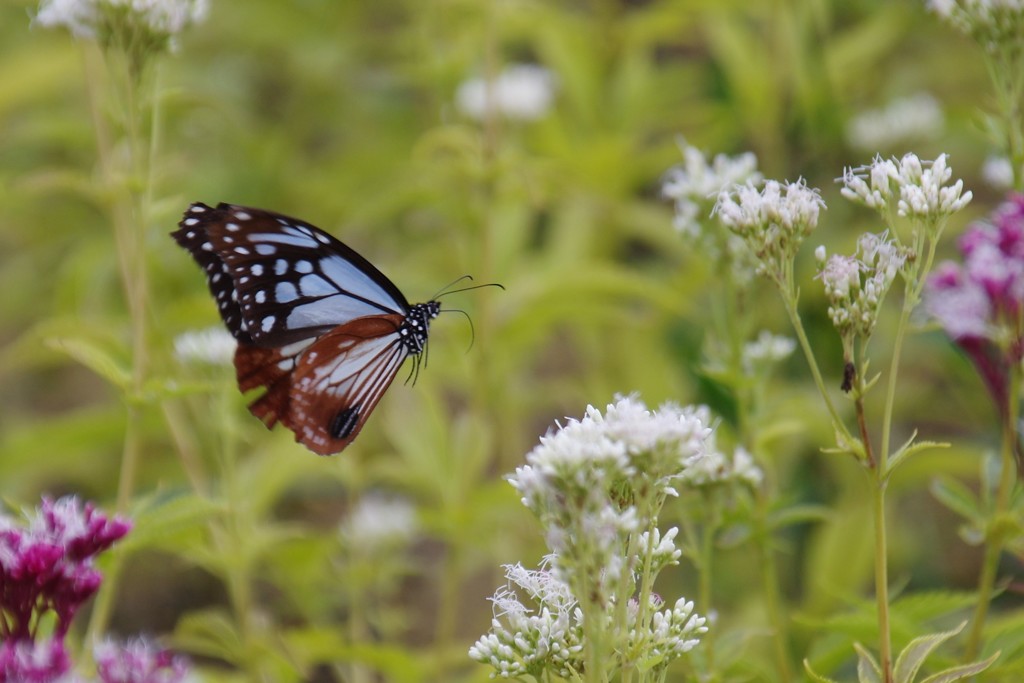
(234, 343, 298, 430)
(234, 314, 408, 456)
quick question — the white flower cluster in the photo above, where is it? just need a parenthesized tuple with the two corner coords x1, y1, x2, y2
(35, 0, 208, 42)
(636, 526, 683, 575)
(469, 563, 584, 679)
(928, 0, 1024, 51)
(742, 330, 796, 374)
(713, 179, 826, 280)
(456, 64, 556, 122)
(173, 326, 235, 366)
(681, 445, 763, 489)
(839, 153, 972, 221)
(629, 596, 708, 668)
(816, 232, 908, 340)
(511, 396, 711, 509)
(846, 93, 944, 152)
(662, 140, 762, 238)
(674, 407, 764, 489)
(508, 395, 710, 603)
(982, 154, 1014, 189)
(339, 496, 418, 550)
(470, 560, 707, 680)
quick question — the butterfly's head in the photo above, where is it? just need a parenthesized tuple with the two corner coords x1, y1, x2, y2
(399, 301, 441, 355)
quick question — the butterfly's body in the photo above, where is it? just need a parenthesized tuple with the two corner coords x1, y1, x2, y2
(173, 202, 440, 455)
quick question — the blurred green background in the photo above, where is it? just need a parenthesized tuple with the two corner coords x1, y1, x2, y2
(0, 0, 1016, 681)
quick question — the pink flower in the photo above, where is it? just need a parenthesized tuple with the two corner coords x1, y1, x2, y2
(0, 497, 130, 641)
(94, 639, 192, 683)
(925, 194, 1024, 420)
(0, 638, 71, 682)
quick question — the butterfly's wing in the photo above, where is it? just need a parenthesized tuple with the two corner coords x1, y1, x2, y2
(172, 204, 254, 343)
(172, 202, 417, 455)
(172, 202, 410, 347)
(235, 314, 409, 454)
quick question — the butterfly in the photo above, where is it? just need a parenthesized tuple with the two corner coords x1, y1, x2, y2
(172, 202, 480, 455)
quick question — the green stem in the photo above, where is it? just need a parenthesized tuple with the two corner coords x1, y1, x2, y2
(868, 287, 912, 683)
(754, 489, 793, 683)
(778, 284, 849, 440)
(433, 540, 463, 673)
(113, 55, 154, 512)
(871, 224, 940, 683)
(698, 494, 717, 677)
(879, 226, 932, 473)
(872, 478, 893, 683)
(964, 366, 1020, 661)
(855, 345, 877, 470)
(212, 384, 263, 680)
(82, 42, 156, 643)
(347, 562, 371, 683)
(987, 47, 1024, 191)
(621, 514, 658, 683)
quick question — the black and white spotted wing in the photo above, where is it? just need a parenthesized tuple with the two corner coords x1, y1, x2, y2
(172, 202, 441, 455)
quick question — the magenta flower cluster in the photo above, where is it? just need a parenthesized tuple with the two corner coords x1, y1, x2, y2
(93, 639, 192, 683)
(0, 640, 70, 683)
(0, 497, 193, 683)
(925, 193, 1024, 417)
(1, 497, 131, 642)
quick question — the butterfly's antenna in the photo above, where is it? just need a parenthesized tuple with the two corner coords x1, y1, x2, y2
(436, 281, 505, 299)
(431, 275, 475, 300)
(441, 308, 476, 352)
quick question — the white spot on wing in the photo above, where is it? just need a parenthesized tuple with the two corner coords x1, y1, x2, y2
(255, 290, 267, 304)
(275, 260, 288, 275)
(295, 260, 313, 274)
(279, 339, 314, 357)
(262, 316, 275, 332)
(255, 244, 276, 256)
(251, 264, 264, 276)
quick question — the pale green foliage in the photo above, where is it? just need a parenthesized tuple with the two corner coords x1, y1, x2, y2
(3, 1, 1024, 682)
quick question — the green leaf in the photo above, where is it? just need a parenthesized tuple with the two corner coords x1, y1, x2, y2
(919, 652, 1000, 683)
(891, 591, 983, 625)
(768, 503, 831, 530)
(887, 430, 949, 476)
(823, 427, 866, 461)
(119, 490, 222, 553)
(173, 608, 245, 663)
(45, 335, 130, 391)
(929, 477, 982, 525)
(855, 642, 882, 683)
(636, 651, 667, 673)
(893, 621, 966, 683)
(716, 522, 752, 548)
(804, 659, 842, 683)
